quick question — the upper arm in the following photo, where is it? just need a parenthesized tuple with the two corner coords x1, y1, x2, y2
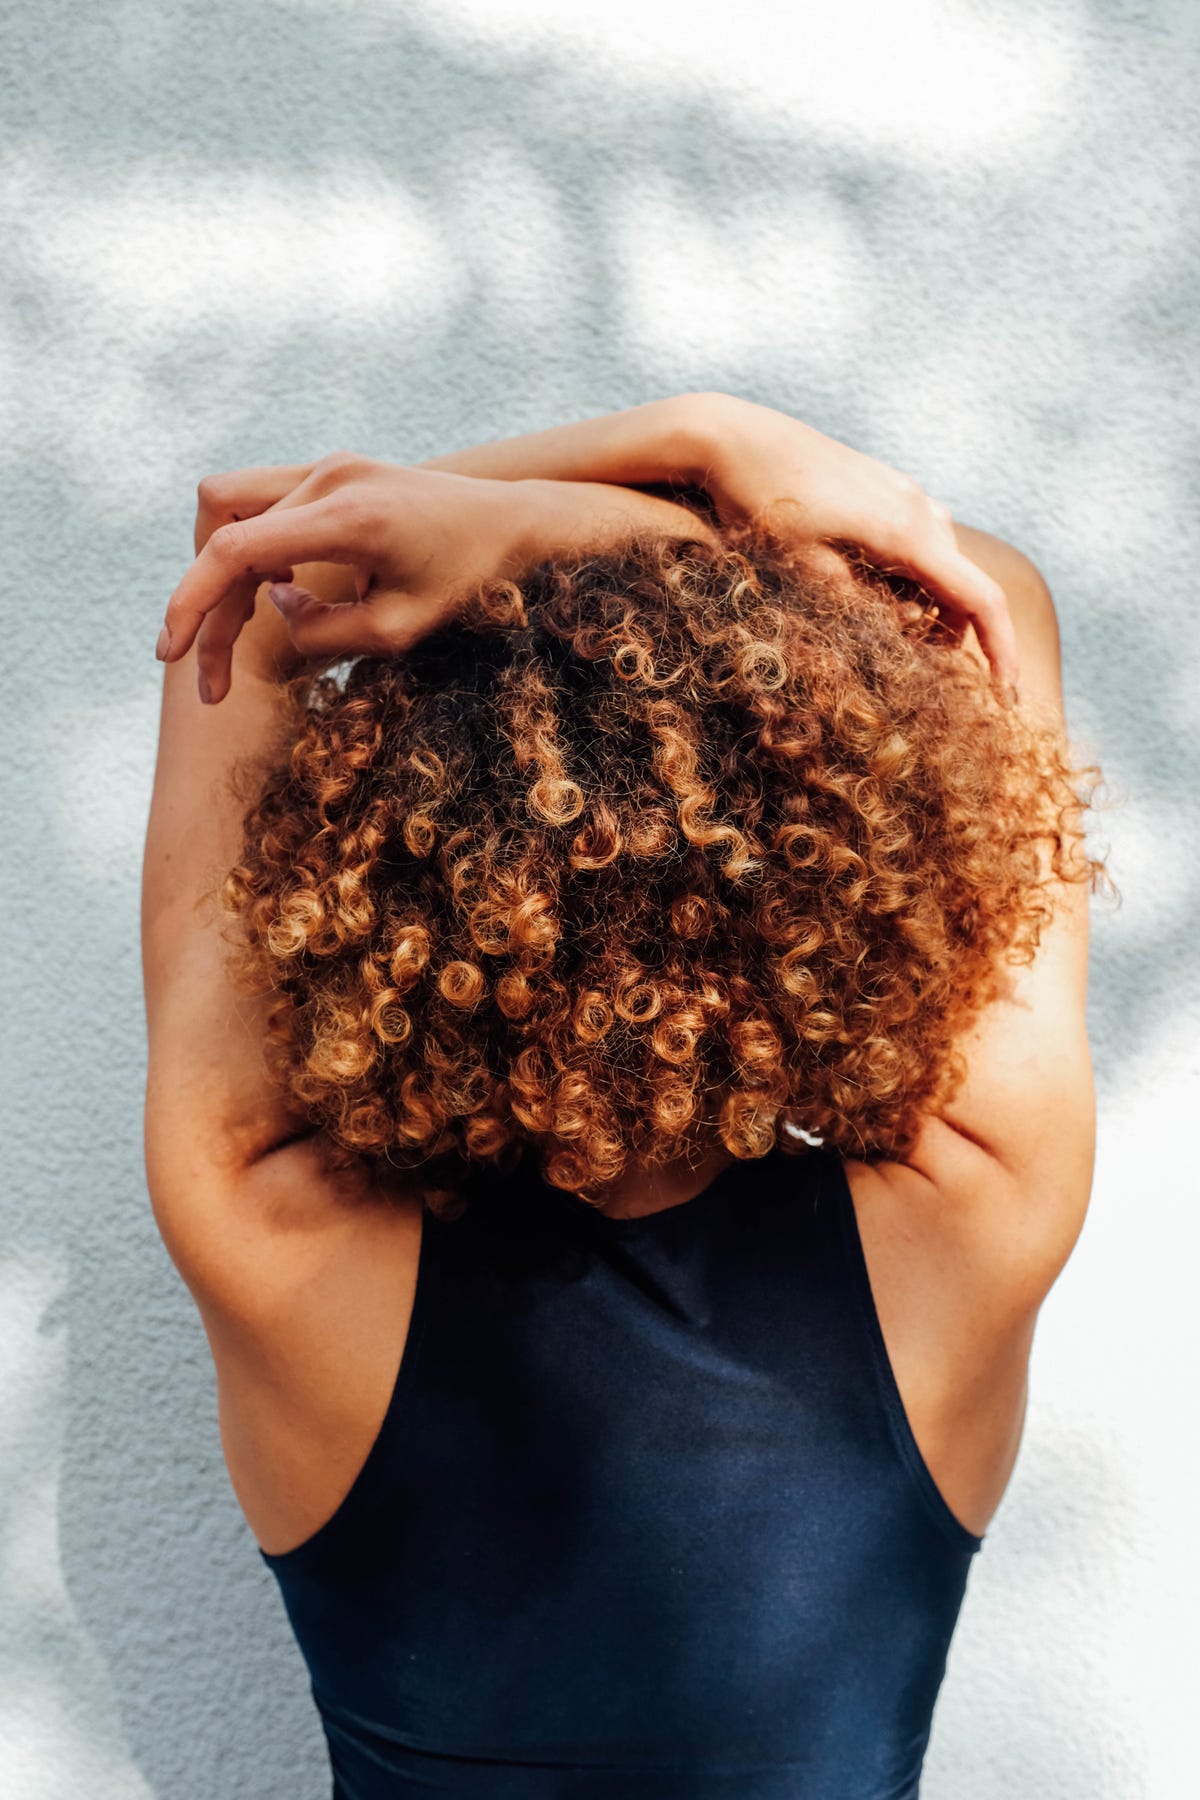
(141, 614, 317, 1244)
(887, 524, 1097, 1287)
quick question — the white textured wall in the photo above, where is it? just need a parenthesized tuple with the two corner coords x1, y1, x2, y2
(2, 2, 1195, 1795)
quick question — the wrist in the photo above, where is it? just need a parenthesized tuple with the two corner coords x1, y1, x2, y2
(657, 392, 754, 508)
(603, 391, 735, 488)
(507, 475, 721, 567)
(664, 389, 735, 466)
(505, 479, 584, 567)
(418, 392, 746, 492)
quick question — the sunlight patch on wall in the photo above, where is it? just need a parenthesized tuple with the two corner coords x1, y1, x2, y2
(445, 138, 577, 333)
(32, 171, 463, 326)
(1020, 1059, 1200, 1789)
(615, 180, 864, 369)
(422, 0, 1078, 164)
(1090, 798, 1196, 951)
(0, 1249, 154, 1799)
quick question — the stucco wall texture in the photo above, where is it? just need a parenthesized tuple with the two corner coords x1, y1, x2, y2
(2, 1, 1195, 1795)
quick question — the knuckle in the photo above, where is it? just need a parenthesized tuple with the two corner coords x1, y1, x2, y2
(878, 502, 917, 552)
(885, 482, 940, 551)
(208, 520, 248, 565)
(196, 473, 230, 510)
(897, 475, 936, 528)
(332, 492, 373, 539)
(162, 589, 192, 632)
(287, 620, 330, 660)
(806, 543, 855, 587)
(309, 450, 372, 511)
(359, 611, 397, 656)
(316, 448, 362, 479)
(193, 634, 222, 673)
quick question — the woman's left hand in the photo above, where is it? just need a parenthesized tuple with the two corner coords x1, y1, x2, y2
(418, 393, 1021, 698)
(695, 395, 1021, 697)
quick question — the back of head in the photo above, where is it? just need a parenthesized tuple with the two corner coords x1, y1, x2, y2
(220, 524, 1099, 1213)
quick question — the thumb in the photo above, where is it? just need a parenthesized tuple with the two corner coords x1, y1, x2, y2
(267, 580, 388, 659)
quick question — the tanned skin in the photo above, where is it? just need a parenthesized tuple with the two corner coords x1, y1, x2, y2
(142, 396, 1092, 1554)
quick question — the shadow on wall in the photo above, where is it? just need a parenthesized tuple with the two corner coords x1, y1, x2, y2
(0, 0, 1191, 1794)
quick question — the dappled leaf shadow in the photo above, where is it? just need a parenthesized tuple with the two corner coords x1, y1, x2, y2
(0, 0, 1192, 1794)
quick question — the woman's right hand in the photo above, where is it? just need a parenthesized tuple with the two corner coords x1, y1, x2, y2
(692, 395, 1020, 696)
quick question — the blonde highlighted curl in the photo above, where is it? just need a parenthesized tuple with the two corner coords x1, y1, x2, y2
(220, 524, 1113, 1216)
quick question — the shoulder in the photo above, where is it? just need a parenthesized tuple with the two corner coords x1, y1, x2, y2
(951, 522, 1052, 613)
(951, 523, 1065, 719)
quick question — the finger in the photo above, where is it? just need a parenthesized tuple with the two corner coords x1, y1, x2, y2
(900, 542, 1022, 693)
(799, 540, 858, 589)
(850, 505, 1022, 694)
(266, 583, 448, 662)
(193, 462, 323, 555)
(264, 583, 387, 661)
(163, 499, 367, 662)
(194, 578, 258, 705)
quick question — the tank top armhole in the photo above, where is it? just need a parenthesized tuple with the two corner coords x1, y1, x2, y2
(257, 1202, 443, 1571)
(821, 1152, 985, 1557)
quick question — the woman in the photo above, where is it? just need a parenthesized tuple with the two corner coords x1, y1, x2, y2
(141, 392, 1106, 1797)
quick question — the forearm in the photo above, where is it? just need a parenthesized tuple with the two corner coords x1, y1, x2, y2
(417, 392, 733, 489)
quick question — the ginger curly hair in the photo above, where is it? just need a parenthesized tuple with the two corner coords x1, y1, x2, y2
(219, 523, 1110, 1216)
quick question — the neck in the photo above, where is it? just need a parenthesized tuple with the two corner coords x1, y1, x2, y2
(590, 1136, 737, 1221)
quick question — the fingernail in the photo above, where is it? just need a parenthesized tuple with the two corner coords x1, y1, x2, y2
(156, 624, 172, 661)
(267, 582, 309, 617)
(198, 670, 212, 705)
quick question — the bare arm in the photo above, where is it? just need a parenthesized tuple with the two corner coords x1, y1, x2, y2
(833, 527, 1100, 1544)
(867, 524, 1097, 1293)
(142, 465, 711, 1263)
(417, 393, 719, 487)
(418, 393, 1020, 693)
(945, 523, 1092, 1191)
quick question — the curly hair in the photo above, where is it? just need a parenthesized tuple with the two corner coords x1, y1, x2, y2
(218, 523, 1112, 1216)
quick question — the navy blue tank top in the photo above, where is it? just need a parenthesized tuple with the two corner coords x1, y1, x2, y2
(260, 1140, 983, 1798)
